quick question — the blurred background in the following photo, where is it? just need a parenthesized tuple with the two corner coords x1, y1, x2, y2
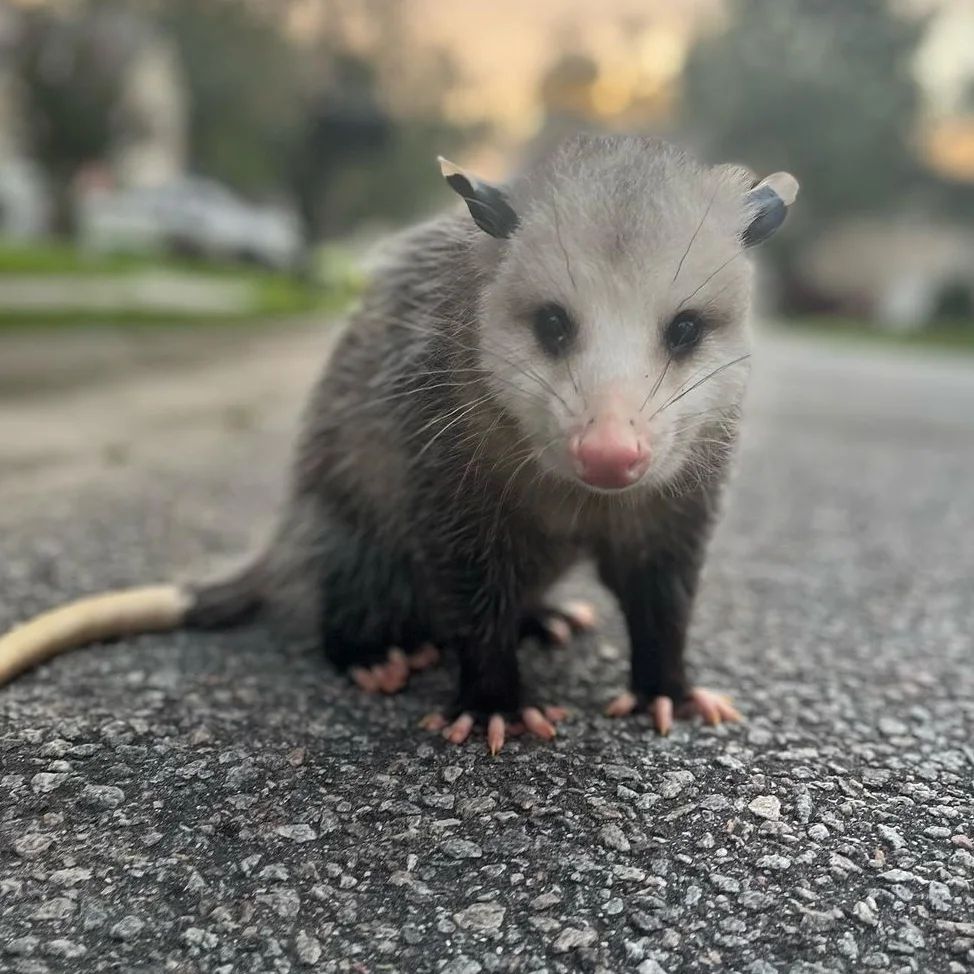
(1, 0, 974, 338)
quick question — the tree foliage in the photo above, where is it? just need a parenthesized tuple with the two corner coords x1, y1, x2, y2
(681, 0, 926, 228)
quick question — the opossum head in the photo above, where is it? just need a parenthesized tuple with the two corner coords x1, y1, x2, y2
(441, 135, 797, 495)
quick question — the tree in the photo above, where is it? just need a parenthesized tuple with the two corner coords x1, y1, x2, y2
(681, 0, 925, 235)
(15, 6, 125, 230)
(154, 0, 308, 198)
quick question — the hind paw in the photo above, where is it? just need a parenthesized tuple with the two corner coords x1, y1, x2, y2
(520, 601, 597, 647)
(606, 687, 742, 735)
(350, 643, 441, 695)
(420, 705, 570, 755)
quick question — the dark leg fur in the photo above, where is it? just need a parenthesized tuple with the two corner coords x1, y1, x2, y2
(597, 549, 696, 703)
(596, 507, 741, 732)
(317, 514, 432, 671)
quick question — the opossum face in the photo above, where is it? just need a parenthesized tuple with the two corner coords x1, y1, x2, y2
(443, 137, 797, 494)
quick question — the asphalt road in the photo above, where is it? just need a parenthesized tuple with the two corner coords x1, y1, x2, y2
(1, 323, 973, 974)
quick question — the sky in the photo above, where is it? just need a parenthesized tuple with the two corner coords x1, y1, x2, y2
(8, 0, 974, 179)
(279, 0, 974, 179)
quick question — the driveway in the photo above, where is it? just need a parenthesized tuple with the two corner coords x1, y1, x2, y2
(1, 322, 972, 973)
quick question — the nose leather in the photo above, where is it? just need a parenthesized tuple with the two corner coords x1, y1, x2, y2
(571, 418, 650, 489)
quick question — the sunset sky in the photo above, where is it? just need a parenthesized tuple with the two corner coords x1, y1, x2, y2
(281, 0, 974, 178)
(7, 0, 974, 178)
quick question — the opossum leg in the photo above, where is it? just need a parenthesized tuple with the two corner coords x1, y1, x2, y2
(318, 515, 438, 694)
(519, 601, 598, 647)
(605, 687, 741, 734)
(597, 525, 737, 735)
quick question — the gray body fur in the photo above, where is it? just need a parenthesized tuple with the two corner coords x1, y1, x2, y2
(190, 134, 767, 717)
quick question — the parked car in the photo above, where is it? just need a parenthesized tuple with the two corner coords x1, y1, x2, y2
(78, 176, 303, 270)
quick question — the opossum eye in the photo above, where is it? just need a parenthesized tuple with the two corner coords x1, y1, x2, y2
(664, 312, 704, 353)
(532, 303, 576, 358)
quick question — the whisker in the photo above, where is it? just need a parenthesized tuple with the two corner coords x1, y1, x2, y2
(677, 251, 743, 310)
(553, 200, 578, 292)
(640, 354, 672, 412)
(411, 393, 495, 456)
(649, 354, 751, 421)
(673, 182, 720, 284)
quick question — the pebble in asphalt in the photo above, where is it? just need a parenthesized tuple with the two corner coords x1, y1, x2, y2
(0, 327, 973, 973)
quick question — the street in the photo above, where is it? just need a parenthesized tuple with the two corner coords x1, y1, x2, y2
(1, 321, 973, 973)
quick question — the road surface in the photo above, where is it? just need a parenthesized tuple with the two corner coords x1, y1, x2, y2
(1, 322, 972, 973)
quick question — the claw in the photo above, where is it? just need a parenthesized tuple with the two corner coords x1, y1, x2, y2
(420, 711, 448, 731)
(374, 649, 410, 693)
(352, 644, 440, 696)
(351, 667, 380, 693)
(422, 705, 569, 753)
(606, 686, 741, 732)
(408, 643, 441, 671)
(651, 696, 674, 736)
(487, 714, 506, 755)
(522, 706, 556, 740)
(544, 617, 573, 646)
(605, 691, 638, 717)
(562, 600, 597, 630)
(444, 713, 475, 745)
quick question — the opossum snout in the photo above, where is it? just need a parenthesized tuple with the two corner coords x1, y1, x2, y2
(569, 413, 651, 490)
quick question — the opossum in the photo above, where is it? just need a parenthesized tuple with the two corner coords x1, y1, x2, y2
(0, 135, 797, 753)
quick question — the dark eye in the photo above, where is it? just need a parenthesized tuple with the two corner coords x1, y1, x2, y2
(664, 312, 705, 353)
(532, 303, 576, 358)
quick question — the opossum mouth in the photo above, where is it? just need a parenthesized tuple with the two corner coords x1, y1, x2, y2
(573, 477, 647, 496)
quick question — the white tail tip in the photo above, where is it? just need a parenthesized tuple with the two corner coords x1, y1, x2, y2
(0, 585, 191, 687)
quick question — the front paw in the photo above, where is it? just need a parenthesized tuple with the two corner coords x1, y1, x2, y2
(420, 705, 569, 755)
(606, 687, 742, 735)
(349, 643, 441, 695)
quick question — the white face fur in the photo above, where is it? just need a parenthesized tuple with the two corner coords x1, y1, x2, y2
(472, 146, 765, 497)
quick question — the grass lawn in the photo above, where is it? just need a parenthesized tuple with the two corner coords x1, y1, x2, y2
(775, 316, 974, 354)
(0, 242, 360, 327)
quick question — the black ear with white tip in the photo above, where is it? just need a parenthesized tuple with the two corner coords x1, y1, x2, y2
(438, 156, 519, 239)
(742, 172, 799, 247)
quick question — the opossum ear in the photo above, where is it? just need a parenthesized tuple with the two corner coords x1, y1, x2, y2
(438, 156, 519, 239)
(742, 172, 799, 247)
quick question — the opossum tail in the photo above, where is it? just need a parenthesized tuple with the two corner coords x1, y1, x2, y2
(0, 562, 263, 688)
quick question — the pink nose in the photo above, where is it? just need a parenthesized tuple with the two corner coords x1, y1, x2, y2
(570, 421, 651, 489)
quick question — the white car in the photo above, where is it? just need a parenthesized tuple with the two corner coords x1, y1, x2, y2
(79, 176, 303, 270)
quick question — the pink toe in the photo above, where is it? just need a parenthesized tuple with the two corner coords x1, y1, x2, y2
(384, 650, 410, 691)
(606, 691, 637, 717)
(544, 705, 569, 723)
(563, 601, 597, 630)
(545, 617, 572, 645)
(652, 696, 674, 735)
(487, 715, 506, 754)
(691, 689, 722, 726)
(444, 713, 475, 745)
(351, 668, 379, 693)
(522, 707, 556, 740)
(420, 712, 447, 731)
(409, 644, 441, 671)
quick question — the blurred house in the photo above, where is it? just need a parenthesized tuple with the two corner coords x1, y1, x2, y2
(803, 221, 974, 330)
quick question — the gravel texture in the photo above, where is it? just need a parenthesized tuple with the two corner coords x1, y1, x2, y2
(1, 326, 972, 973)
